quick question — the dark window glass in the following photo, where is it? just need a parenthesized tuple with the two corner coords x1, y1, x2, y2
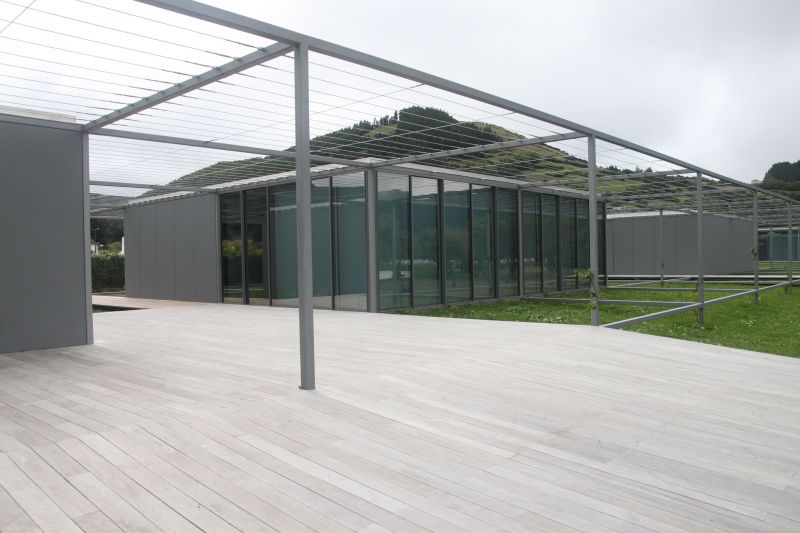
(599, 201, 607, 285)
(333, 173, 367, 310)
(311, 178, 332, 309)
(577, 198, 590, 289)
(411, 177, 440, 306)
(220, 192, 242, 303)
(472, 184, 495, 299)
(269, 183, 297, 307)
(443, 181, 470, 303)
(377, 174, 411, 310)
(541, 194, 559, 292)
(560, 196, 577, 290)
(496, 188, 519, 297)
(522, 191, 542, 295)
(244, 188, 267, 305)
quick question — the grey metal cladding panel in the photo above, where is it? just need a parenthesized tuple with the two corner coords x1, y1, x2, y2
(631, 218, 656, 274)
(661, 216, 679, 274)
(606, 218, 615, 274)
(193, 194, 221, 303)
(674, 215, 698, 275)
(173, 198, 196, 300)
(0, 122, 88, 353)
(156, 201, 176, 299)
(139, 203, 159, 298)
(123, 208, 142, 297)
(608, 218, 634, 275)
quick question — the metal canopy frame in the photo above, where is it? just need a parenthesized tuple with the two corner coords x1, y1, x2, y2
(1, 0, 797, 389)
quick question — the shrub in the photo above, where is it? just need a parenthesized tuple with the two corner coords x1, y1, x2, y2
(92, 252, 125, 292)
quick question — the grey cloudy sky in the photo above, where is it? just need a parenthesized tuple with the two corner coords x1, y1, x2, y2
(206, 0, 800, 182)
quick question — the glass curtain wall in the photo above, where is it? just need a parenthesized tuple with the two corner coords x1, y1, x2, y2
(559, 196, 577, 290)
(333, 173, 367, 310)
(220, 192, 242, 303)
(244, 188, 267, 304)
(411, 177, 441, 306)
(311, 178, 332, 309)
(269, 183, 297, 306)
(541, 194, 559, 291)
(377, 174, 411, 310)
(521, 191, 542, 295)
(443, 181, 471, 303)
(472, 184, 495, 299)
(576, 198, 590, 289)
(496, 188, 519, 297)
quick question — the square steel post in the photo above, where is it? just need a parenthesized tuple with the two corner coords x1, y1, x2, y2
(696, 172, 705, 324)
(658, 208, 664, 287)
(752, 192, 759, 304)
(788, 204, 794, 294)
(365, 167, 379, 312)
(588, 135, 600, 326)
(294, 43, 315, 390)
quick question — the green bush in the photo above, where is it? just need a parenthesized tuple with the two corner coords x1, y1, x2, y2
(92, 252, 125, 292)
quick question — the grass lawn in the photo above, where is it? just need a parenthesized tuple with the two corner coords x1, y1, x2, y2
(404, 285, 800, 358)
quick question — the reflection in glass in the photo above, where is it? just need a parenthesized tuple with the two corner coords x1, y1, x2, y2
(311, 178, 332, 309)
(560, 196, 577, 290)
(496, 188, 519, 297)
(541, 194, 559, 291)
(576, 198, 590, 289)
(472, 184, 495, 299)
(244, 188, 267, 305)
(220, 192, 242, 303)
(443, 181, 470, 303)
(522, 191, 542, 295)
(378, 174, 411, 310)
(269, 183, 297, 306)
(412, 177, 440, 306)
(333, 173, 367, 310)
(599, 201, 607, 285)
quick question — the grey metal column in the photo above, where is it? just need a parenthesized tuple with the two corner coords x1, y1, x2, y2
(788, 204, 794, 294)
(587, 135, 599, 326)
(696, 172, 705, 324)
(294, 43, 315, 390)
(658, 208, 664, 287)
(752, 192, 759, 304)
(365, 167, 379, 312)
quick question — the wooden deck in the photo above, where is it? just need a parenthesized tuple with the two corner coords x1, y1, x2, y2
(1, 304, 799, 532)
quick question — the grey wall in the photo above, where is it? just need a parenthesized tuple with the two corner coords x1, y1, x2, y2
(124, 194, 221, 302)
(607, 213, 753, 275)
(0, 119, 91, 354)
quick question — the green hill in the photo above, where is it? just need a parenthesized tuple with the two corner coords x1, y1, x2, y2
(760, 160, 800, 201)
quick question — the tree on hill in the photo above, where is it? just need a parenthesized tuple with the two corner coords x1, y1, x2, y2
(760, 160, 800, 201)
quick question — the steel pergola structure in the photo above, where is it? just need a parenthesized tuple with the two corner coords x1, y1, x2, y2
(0, 0, 797, 388)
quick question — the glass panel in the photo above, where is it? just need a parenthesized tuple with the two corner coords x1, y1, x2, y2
(269, 183, 297, 307)
(378, 173, 411, 310)
(522, 191, 542, 295)
(599, 201, 607, 285)
(541, 194, 559, 292)
(576, 198, 590, 289)
(333, 172, 367, 310)
(443, 181, 470, 303)
(412, 177, 440, 306)
(244, 188, 267, 305)
(220, 192, 242, 303)
(472, 184, 495, 299)
(559, 196, 577, 290)
(311, 178, 332, 309)
(496, 188, 519, 297)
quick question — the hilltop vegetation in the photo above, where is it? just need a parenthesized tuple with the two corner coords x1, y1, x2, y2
(760, 160, 800, 201)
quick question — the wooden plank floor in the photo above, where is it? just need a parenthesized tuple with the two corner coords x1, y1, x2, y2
(1, 305, 799, 532)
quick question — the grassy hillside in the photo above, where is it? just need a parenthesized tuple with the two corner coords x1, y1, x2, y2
(760, 160, 800, 201)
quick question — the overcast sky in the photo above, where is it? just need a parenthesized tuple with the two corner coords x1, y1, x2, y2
(203, 0, 800, 183)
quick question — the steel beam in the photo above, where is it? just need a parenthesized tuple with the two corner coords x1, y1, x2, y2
(90, 128, 370, 167)
(83, 42, 293, 131)
(696, 172, 705, 324)
(372, 132, 585, 168)
(587, 135, 599, 326)
(295, 43, 315, 390)
(89, 180, 207, 192)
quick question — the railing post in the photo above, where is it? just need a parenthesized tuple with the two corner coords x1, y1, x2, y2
(696, 172, 705, 324)
(588, 135, 600, 326)
(753, 192, 759, 304)
(294, 43, 315, 390)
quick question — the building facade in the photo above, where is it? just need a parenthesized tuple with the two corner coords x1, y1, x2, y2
(124, 165, 607, 311)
